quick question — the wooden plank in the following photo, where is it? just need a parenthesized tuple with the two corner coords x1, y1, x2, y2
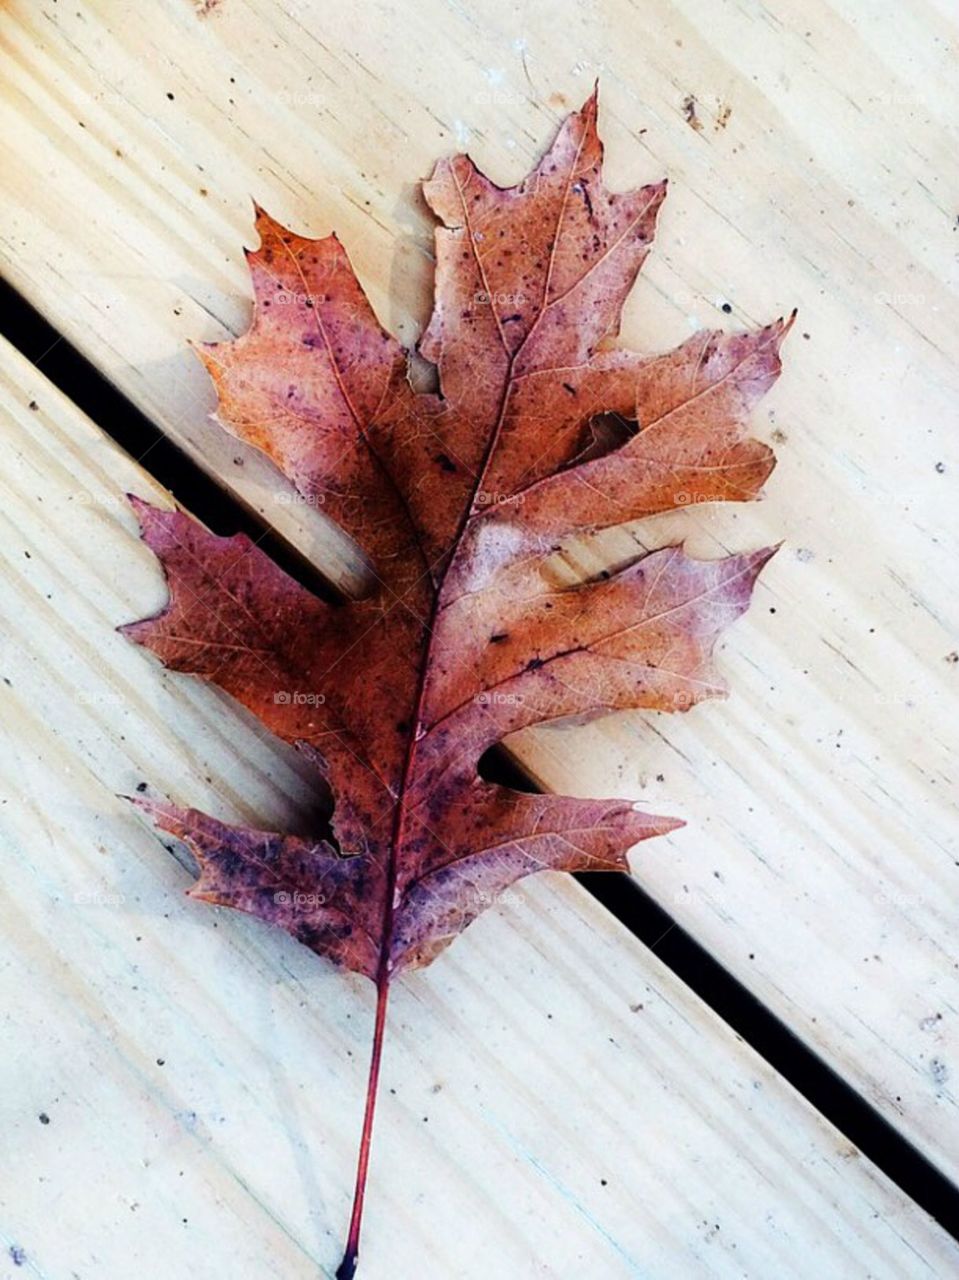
(2, 334, 957, 1279)
(1, 0, 958, 1189)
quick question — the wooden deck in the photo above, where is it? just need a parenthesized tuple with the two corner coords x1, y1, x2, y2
(1, 2, 957, 1276)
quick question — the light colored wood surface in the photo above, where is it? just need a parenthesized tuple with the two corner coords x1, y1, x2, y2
(4, 336, 956, 1276)
(1, 0, 957, 1184)
(0, 0, 957, 1265)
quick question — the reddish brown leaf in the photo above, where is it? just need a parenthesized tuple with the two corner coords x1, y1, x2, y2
(122, 89, 790, 1277)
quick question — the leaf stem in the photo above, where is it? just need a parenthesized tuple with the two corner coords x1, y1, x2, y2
(337, 131, 583, 1273)
(336, 973, 391, 1280)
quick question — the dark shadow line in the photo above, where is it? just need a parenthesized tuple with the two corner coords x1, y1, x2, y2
(577, 868, 959, 1242)
(0, 278, 337, 602)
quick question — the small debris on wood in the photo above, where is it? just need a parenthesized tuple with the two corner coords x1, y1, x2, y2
(682, 95, 703, 132)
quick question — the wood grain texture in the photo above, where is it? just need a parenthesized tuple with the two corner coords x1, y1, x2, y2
(3, 337, 956, 1276)
(0, 0, 957, 1223)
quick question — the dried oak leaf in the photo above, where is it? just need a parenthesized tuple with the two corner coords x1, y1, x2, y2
(122, 89, 791, 1277)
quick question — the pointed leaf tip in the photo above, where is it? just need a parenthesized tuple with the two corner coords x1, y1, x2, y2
(632, 806, 686, 834)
